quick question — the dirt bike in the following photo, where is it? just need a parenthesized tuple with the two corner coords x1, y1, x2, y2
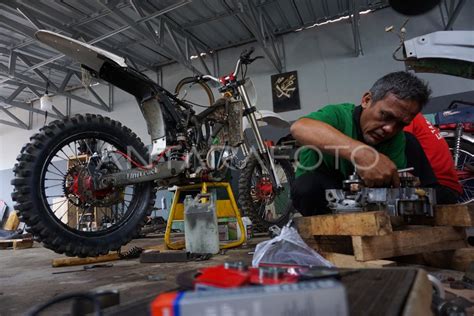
(173, 75, 295, 232)
(436, 101, 474, 203)
(11, 30, 294, 257)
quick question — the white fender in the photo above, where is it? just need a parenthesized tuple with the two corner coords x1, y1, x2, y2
(404, 31, 474, 62)
(242, 109, 290, 131)
(35, 30, 128, 72)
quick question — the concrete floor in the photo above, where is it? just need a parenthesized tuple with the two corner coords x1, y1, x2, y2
(2, 236, 473, 315)
(0, 236, 259, 315)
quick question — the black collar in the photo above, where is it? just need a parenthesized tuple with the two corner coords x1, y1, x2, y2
(353, 105, 364, 142)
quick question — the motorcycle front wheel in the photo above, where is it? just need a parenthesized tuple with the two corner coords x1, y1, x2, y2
(238, 155, 295, 231)
(11, 114, 155, 257)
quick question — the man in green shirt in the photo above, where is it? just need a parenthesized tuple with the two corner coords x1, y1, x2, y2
(290, 71, 431, 216)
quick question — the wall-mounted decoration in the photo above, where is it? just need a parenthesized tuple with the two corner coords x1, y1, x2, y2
(271, 71, 300, 113)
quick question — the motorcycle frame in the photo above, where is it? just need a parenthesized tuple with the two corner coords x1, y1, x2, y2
(98, 64, 283, 188)
(34, 30, 285, 190)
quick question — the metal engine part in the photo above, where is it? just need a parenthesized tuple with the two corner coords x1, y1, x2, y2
(326, 170, 436, 217)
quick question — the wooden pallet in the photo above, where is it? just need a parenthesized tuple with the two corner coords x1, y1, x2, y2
(295, 204, 473, 268)
(0, 238, 34, 250)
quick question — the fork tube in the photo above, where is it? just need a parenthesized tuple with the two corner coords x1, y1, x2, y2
(237, 85, 281, 187)
(238, 85, 266, 154)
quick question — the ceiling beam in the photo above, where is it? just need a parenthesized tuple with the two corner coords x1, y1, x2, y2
(8, 51, 16, 76)
(237, 0, 284, 73)
(4, 1, 189, 75)
(58, 71, 73, 93)
(16, 4, 45, 30)
(6, 84, 26, 102)
(144, 1, 213, 52)
(290, 0, 304, 27)
(16, 54, 59, 90)
(0, 64, 107, 112)
(0, 118, 28, 129)
(350, 0, 364, 57)
(100, 0, 205, 74)
(1, 107, 28, 128)
(26, 85, 42, 98)
(85, 86, 110, 112)
(0, 95, 63, 120)
(129, 0, 165, 48)
(445, 0, 467, 30)
(3, 1, 160, 71)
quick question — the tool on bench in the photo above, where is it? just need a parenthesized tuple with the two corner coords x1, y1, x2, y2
(139, 250, 212, 263)
(326, 167, 436, 216)
(175, 261, 345, 290)
(52, 263, 113, 274)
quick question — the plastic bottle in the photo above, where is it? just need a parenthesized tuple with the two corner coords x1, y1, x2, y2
(184, 193, 220, 254)
(237, 216, 253, 244)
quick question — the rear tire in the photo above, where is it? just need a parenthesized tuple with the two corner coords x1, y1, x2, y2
(11, 114, 155, 257)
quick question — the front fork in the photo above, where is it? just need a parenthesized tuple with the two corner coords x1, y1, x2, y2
(237, 85, 282, 188)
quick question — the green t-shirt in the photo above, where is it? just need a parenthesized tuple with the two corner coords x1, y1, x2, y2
(295, 103, 406, 178)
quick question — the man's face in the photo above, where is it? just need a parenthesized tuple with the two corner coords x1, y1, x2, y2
(359, 92, 420, 145)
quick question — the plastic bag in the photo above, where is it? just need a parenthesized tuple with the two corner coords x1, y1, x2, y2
(252, 224, 333, 267)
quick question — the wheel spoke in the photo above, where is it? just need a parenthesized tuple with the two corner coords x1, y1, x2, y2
(49, 162, 66, 177)
(46, 194, 67, 198)
(67, 142, 77, 159)
(50, 198, 68, 206)
(84, 138, 94, 155)
(53, 199, 68, 218)
(45, 183, 63, 189)
(59, 148, 70, 160)
(74, 140, 78, 157)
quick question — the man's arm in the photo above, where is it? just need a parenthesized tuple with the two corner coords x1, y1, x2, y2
(291, 118, 400, 187)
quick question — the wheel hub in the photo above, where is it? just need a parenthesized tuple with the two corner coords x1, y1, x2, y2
(254, 177, 274, 201)
(64, 163, 122, 207)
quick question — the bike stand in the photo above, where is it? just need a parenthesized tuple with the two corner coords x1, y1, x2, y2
(164, 182, 246, 250)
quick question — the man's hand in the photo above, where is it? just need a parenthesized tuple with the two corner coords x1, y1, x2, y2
(353, 147, 400, 187)
(291, 118, 401, 187)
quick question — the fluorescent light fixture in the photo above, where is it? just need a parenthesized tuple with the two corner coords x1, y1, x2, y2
(189, 52, 208, 60)
(295, 9, 373, 32)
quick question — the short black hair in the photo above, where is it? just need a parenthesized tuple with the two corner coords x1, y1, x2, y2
(369, 71, 431, 108)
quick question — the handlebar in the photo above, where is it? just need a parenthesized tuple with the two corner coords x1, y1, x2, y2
(188, 47, 264, 86)
(240, 47, 255, 60)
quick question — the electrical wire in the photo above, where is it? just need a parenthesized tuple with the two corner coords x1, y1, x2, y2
(26, 293, 102, 316)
